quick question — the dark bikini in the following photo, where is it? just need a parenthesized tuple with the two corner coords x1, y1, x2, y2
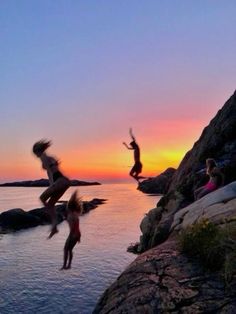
(52, 171, 64, 182)
(49, 161, 64, 183)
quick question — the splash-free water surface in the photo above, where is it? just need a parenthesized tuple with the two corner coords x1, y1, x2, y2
(0, 184, 160, 314)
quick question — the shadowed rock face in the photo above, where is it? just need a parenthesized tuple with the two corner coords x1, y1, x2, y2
(136, 91, 236, 252)
(138, 168, 176, 194)
(169, 90, 236, 199)
(94, 240, 236, 314)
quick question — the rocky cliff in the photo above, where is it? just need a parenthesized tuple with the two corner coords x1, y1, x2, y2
(136, 91, 236, 253)
(94, 179, 236, 314)
(94, 91, 236, 313)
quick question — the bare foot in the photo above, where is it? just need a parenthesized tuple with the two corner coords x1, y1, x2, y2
(48, 227, 59, 239)
(60, 266, 66, 270)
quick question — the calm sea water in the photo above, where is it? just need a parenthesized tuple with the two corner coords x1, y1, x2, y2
(0, 184, 160, 314)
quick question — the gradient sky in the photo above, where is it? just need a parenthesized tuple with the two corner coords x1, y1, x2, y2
(1, 1, 236, 183)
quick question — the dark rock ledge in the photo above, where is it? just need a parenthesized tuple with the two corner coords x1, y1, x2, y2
(94, 239, 236, 314)
(0, 198, 106, 233)
(138, 167, 176, 195)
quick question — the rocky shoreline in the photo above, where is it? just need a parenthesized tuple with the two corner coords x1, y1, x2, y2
(94, 91, 236, 313)
(0, 198, 106, 233)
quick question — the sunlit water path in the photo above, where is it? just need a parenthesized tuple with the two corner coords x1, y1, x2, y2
(0, 184, 160, 314)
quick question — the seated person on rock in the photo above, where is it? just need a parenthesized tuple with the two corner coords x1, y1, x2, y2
(194, 158, 224, 200)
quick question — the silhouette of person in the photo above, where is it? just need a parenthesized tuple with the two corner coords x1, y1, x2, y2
(32, 139, 70, 238)
(194, 158, 224, 200)
(123, 128, 144, 182)
(61, 191, 82, 270)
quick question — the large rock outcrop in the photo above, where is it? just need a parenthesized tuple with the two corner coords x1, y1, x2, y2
(171, 181, 236, 233)
(138, 168, 176, 194)
(95, 185, 236, 313)
(136, 91, 236, 252)
(94, 239, 236, 313)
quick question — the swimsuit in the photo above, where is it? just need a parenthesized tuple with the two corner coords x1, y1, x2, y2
(205, 181, 217, 192)
(52, 171, 64, 182)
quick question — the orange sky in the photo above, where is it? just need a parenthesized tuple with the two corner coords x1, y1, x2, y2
(1, 2, 235, 183)
(0, 116, 210, 183)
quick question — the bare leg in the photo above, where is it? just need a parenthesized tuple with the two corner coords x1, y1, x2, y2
(60, 248, 69, 270)
(194, 186, 205, 200)
(40, 188, 68, 238)
(46, 200, 59, 239)
(39, 178, 70, 237)
(66, 250, 73, 269)
(130, 169, 139, 182)
(196, 188, 211, 200)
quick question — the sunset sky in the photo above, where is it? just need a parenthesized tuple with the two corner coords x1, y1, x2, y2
(1, 1, 235, 183)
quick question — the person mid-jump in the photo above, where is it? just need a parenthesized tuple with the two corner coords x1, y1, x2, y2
(123, 128, 144, 182)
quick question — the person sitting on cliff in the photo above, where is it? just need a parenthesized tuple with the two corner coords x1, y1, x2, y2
(61, 190, 82, 270)
(32, 139, 70, 238)
(194, 158, 224, 200)
(123, 128, 145, 182)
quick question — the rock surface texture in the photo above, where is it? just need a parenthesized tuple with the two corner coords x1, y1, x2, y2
(171, 182, 236, 232)
(94, 240, 236, 314)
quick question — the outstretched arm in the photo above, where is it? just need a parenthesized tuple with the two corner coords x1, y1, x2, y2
(123, 142, 133, 150)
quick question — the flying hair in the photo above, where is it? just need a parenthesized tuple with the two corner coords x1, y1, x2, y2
(32, 139, 51, 155)
(67, 191, 83, 214)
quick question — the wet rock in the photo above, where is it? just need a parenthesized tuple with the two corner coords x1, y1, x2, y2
(0, 208, 41, 231)
(0, 199, 106, 233)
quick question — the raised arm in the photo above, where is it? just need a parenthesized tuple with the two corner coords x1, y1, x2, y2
(129, 128, 136, 142)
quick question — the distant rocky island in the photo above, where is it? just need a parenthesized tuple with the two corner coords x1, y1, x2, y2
(0, 178, 101, 187)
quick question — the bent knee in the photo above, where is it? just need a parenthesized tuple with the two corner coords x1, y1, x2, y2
(40, 194, 47, 205)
